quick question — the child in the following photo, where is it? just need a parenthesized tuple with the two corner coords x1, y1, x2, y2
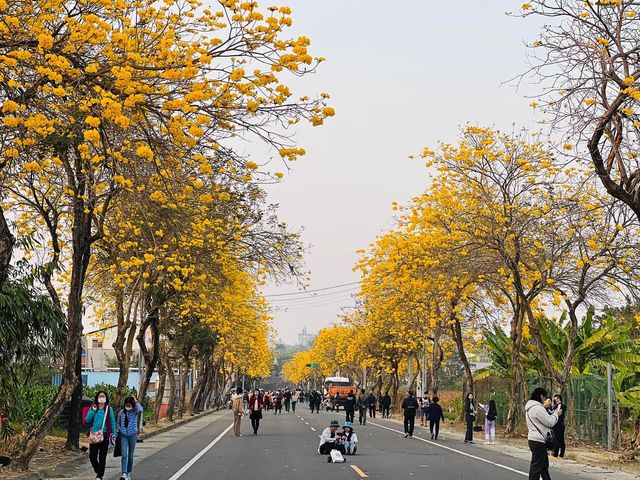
(341, 421, 358, 455)
(478, 399, 497, 445)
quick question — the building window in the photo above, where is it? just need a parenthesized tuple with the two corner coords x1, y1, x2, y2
(92, 339, 103, 349)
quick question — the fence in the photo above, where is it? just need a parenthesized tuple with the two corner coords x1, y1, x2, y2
(474, 374, 617, 446)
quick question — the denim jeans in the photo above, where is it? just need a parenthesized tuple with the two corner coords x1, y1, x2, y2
(120, 434, 137, 474)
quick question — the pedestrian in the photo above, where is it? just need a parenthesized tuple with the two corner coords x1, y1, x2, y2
(526, 387, 562, 480)
(464, 392, 476, 444)
(318, 420, 346, 455)
(284, 389, 292, 413)
(263, 391, 272, 411)
(427, 395, 445, 440)
(341, 421, 359, 454)
(274, 390, 283, 415)
(291, 389, 299, 413)
(117, 396, 143, 480)
(314, 391, 321, 413)
(334, 392, 341, 412)
(367, 390, 376, 418)
(377, 392, 383, 414)
(345, 390, 356, 423)
(401, 391, 419, 438)
(543, 397, 553, 414)
(357, 388, 367, 425)
(478, 399, 497, 445)
(84, 390, 117, 480)
(248, 389, 263, 435)
(232, 387, 244, 436)
(382, 392, 391, 418)
(419, 391, 430, 427)
(551, 394, 566, 458)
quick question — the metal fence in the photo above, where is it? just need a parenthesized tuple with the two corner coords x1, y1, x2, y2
(474, 374, 616, 446)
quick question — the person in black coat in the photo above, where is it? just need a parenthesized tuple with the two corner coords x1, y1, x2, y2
(401, 391, 419, 438)
(552, 394, 567, 458)
(464, 392, 476, 444)
(345, 390, 356, 423)
(381, 392, 392, 418)
(427, 396, 445, 440)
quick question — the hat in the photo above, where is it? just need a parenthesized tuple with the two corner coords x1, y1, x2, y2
(343, 421, 353, 429)
(329, 420, 340, 428)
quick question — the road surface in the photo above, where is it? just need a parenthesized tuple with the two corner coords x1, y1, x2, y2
(92, 407, 632, 480)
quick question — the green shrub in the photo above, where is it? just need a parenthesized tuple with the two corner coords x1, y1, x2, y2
(11, 383, 58, 431)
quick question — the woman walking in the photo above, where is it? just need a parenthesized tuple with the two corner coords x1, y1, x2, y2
(84, 390, 117, 480)
(117, 396, 143, 480)
(525, 387, 562, 480)
(248, 389, 264, 435)
(464, 392, 475, 444)
(478, 399, 497, 445)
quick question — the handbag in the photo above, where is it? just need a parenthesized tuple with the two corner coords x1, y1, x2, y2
(113, 433, 122, 457)
(88, 406, 108, 445)
(526, 408, 555, 450)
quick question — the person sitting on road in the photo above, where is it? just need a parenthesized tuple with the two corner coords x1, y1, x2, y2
(341, 421, 359, 455)
(318, 420, 346, 455)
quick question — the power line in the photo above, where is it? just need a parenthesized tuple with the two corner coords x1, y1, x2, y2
(267, 286, 360, 303)
(263, 281, 360, 298)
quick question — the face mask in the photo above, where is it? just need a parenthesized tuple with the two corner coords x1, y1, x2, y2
(254, 392, 259, 396)
(98, 396, 106, 404)
(125, 406, 133, 411)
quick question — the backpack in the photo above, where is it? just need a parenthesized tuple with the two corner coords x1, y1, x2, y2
(486, 411, 496, 421)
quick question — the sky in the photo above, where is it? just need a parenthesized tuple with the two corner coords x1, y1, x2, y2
(260, 1, 542, 344)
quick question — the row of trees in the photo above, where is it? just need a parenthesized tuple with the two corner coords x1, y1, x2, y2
(0, 0, 332, 470)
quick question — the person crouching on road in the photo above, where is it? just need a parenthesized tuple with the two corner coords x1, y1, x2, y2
(526, 387, 562, 480)
(248, 389, 263, 435)
(341, 421, 359, 455)
(118, 396, 143, 480)
(318, 420, 346, 455)
(232, 387, 244, 436)
(84, 390, 117, 480)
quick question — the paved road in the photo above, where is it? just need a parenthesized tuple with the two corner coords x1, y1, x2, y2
(103, 407, 634, 480)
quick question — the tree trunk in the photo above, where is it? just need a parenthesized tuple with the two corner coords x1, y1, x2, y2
(178, 355, 191, 418)
(505, 305, 525, 435)
(14, 201, 92, 469)
(64, 351, 83, 450)
(430, 323, 443, 396)
(153, 344, 167, 423)
(137, 304, 160, 401)
(0, 206, 15, 288)
(114, 288, 139, 406)
(165, 353, 178, 422)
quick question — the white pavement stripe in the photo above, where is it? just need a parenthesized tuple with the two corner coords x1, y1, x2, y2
(310, 426, 317, 431)
(167, 422, 234, 480)
(368, 421, 527, 477)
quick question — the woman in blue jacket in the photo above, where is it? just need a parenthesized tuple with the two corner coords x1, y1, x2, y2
(84, 390, 117, 480)
(118, 396, 143, 480)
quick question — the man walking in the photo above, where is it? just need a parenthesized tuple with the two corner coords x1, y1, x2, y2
(401, 391, 419, 438)
(382, 392, 392, 418)
(284, 389, 292, 413)
(345, 390, 356, 423)
(357, 389, 367, 425)
(291, 390, 299, 413)
(232, 387, 244, 437)
(367, 390, 376, 418)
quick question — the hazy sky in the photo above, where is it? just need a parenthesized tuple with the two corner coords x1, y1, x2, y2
(261, 1, 541, 344)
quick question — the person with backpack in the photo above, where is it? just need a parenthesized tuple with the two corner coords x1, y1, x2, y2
(84, 390, 117, 480)
(427, 395, 445, 440)
(464, 392, 476, 444)
(401, 391, 419, 438)
(357, 389, 368, 425)
(117, 396, 143, 480)
(479, 399, 497, 445)
(526, 387, 562, 480)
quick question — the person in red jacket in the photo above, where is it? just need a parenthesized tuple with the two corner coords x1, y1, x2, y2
(248, 390, 264, 435)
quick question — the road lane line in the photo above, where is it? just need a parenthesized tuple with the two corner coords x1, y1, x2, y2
(167, 422, 234, 480)
(368, 421, 527, 477)
(310, 426, 316, 431)
(351, 464, 368, 478)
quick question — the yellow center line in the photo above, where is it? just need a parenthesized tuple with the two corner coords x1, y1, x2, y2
(351, 464, 368, 478)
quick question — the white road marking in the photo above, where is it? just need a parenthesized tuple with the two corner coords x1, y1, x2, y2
(310, 426, 316, 431)
(305, 422, 309, 425)
(368, 421, 527, 477)
(167, 423, 234, 480)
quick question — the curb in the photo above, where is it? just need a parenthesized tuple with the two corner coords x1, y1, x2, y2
(11, 408, 220, 480)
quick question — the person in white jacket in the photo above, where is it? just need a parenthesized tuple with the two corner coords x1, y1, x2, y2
(525, 387, 562, 480)
(318, 420, 346, 454)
